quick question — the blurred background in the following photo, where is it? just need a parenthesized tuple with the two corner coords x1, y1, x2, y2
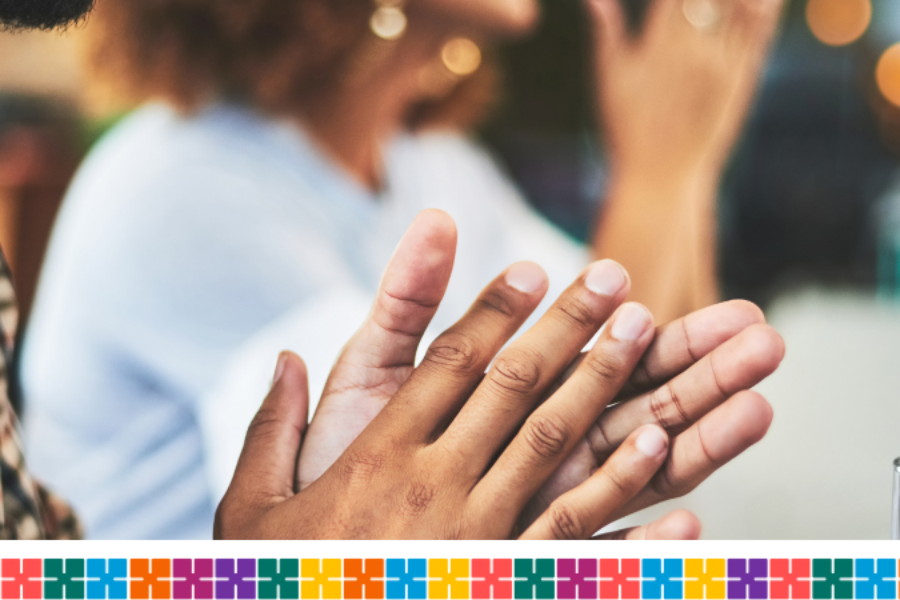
(4, 0, 900, 538)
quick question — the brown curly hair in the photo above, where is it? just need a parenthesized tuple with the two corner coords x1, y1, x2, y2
(85, 0, 498, 130)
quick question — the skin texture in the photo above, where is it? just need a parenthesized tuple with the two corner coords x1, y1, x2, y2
(297, 211, 783, 535)
(0, 0, 94, 29)
(217, 210, 785, 539)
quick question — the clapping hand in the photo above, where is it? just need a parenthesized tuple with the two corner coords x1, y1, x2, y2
(217, 211, 783, 539)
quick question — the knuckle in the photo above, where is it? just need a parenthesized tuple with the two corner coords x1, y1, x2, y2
(555, 296, 598, 331)
(245, 408, 283, 445)
(523, 414, 571, 461)
(547, 501, 586, 540)
(442, 520, 465, 541)
(401, 479, 438, 517)
(374, 291, 429, 337)
(477, 288, 518, 319)
(580, 352, 624, 387)
(628, 358, 654, 391)
(489, 352, 543, 394)
(648, 383, 691, 431)
(603, 463, 638, 498)
(423, 332, 483, 374)
(338, 450, 388, 486)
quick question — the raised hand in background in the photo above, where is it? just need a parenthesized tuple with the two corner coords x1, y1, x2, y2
(590, 0, 785, 323)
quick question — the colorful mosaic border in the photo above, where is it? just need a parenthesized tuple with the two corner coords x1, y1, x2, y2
(1, 558, 898, 600)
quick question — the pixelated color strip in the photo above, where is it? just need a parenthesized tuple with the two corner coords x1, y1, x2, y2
(1, 559, 898, 600)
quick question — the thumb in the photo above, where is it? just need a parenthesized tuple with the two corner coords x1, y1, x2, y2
(228, 352, 310, 506)
(332, 208, 457, 378)
(296, 210, 456, 488)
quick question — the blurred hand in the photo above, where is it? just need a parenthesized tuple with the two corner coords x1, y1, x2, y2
(588, 0, 784, 182)
(217, 210, 697, 539)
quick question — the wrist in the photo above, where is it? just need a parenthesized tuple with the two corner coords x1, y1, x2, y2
(605, 160, 720, 209)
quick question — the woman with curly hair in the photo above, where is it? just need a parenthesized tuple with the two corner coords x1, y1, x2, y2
(21, 0, 783, 538)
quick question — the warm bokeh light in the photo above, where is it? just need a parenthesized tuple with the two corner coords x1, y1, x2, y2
(370, 6, 407, 41)
(877, 44, 900, 108)
(806, 0, 871, 47)
(441, 38, 482, 77)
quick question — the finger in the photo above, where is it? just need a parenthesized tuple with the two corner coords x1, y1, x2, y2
(549, 300, 766, 402)
(514, 305, 775, 528)
(586, 0, 629, 56)
(472, 302, 654, 521)
(726, 0, 785, 55)
(612, 389, 773, 519)
(594, 509, 701, 540)
(644, 0, 686, 40)
(228, 352, 310, 506)
(440, 260, 631, 477)
(322, 209, 457, 397)
(375, 261, 549, 442)
(520, 425, 669, 540)
(721, 0, 784, 122)
(297, 211, 456, 489)
(618, 299, 766, 397)
(588, 323, 784, 457)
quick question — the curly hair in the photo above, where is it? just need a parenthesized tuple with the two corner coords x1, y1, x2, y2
(86, 0, 498, 130)
(0, 0, 94, 31)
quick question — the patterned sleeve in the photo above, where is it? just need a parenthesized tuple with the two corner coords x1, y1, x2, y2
(0, 250, 82, 540)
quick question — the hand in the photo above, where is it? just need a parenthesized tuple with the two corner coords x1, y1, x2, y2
(587, 0, 784, 323)
(217, 210, 688, 539)
(295, 214, 782, 535)
(521, 300, 783, 528)
(588, 0, 784, 182)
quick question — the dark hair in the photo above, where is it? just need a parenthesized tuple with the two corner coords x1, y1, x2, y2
(0, 0, 94, 30)
(86, 0, 498, 130)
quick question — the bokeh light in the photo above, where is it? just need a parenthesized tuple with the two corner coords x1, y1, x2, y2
(806, 0, 871, 47)
(441, 38, 482, 77)
(877, 44, 900, 108)
(370, 6, 407, 41)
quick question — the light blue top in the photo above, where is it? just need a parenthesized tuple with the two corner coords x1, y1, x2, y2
(21, 104, 587, 539)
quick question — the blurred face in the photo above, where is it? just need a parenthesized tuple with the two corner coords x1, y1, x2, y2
(0, 0, 94, 29)
(416, 0, 540, 38)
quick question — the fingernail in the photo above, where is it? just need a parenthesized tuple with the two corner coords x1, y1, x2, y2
(636, 426, 668, 458)
(585, 260, 628, 297)
(273, 352, 289, 386)
(506, 262, 547, 294)
(611, 303, 651, 341)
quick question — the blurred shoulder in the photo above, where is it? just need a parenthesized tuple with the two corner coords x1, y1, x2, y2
(60, 104, 337, 243)
(394, 129, 508, 178)
(73, 104, 286, 200)
(387, 129, 528, 215)
(44, 104, 342, 298)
